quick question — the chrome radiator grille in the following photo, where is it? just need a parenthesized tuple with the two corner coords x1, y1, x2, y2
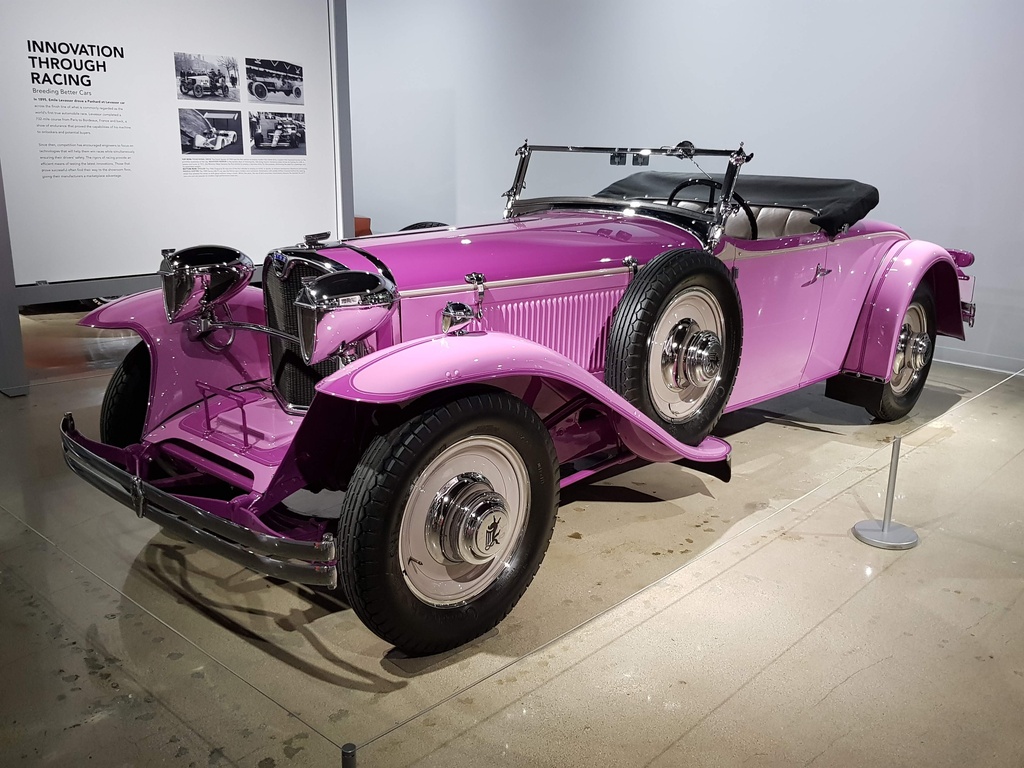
(263, 261, 339, 407)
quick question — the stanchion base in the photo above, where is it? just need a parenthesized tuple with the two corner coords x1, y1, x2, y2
(852, 520, 919, 550)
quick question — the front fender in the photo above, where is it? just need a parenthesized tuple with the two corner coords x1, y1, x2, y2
(81, 287, 271, 432)
(315, 331, 730, 464)
(841, 240, 964, 380)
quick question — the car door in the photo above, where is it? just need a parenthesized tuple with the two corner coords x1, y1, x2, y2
(722, 230, 831, 410)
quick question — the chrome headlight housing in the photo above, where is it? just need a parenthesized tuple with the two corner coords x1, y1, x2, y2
(295, 270, 397, 365)
(159, 245, 254, 323)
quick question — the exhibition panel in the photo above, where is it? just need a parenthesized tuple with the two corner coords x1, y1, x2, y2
(0, 0, 340, 285)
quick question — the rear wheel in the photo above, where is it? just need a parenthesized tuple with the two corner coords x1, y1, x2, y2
(100, 341, 150, 447)
(338, 391, 559, 656)
(253, 82, 268, 100)
(867, 282, 936, 421)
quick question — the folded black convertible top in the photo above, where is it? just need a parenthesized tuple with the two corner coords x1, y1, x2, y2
(596, 172, 879, 237)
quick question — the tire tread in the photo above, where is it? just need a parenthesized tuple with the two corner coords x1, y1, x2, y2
(338, 392, 558, 656)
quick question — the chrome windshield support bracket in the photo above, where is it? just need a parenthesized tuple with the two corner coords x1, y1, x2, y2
(502, 140, 532, 218)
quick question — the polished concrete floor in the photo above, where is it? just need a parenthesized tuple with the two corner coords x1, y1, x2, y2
(2, 308, 1023, 767)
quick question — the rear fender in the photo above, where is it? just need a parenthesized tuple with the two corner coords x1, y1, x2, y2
(81, 287, 271, 432)
(313, 331, 730, 465)
(841, 240, 964, 380)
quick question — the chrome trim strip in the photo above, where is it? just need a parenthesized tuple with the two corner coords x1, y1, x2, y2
(725, 231, 909, 261)
(60, 413, 337, 588)
(526, 142, 737, 158)
(402, 266, 633, 299)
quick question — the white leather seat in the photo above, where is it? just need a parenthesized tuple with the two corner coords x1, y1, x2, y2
(667, 200, 819, 240)
(725, 206, 818, 239)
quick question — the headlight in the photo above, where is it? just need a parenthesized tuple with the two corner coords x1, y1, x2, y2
(295, 270, 397, 365)
(159, 245, 254, 323)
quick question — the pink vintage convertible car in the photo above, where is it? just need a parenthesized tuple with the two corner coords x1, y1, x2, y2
(61, 141, 976, 655)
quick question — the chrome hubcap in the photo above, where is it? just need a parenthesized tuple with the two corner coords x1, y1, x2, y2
(891, 302, 931, 396)
(427, 472, 510, 566)
(908, 332, 932, 372)
(649, 287, 726, 422)
(398, 435, 529, 607)
(662, 320, 723, 390)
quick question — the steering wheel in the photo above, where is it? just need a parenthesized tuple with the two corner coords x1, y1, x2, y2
(665, 178, 758, 241)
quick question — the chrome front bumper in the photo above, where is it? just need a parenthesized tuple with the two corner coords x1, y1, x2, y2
(60, 413, 338, 588)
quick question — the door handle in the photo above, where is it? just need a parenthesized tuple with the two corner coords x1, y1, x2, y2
(815, 264, 832, 279)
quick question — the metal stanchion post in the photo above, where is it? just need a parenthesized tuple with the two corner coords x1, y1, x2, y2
(852, 436, 919, 550)
(342, 742, 357, 767)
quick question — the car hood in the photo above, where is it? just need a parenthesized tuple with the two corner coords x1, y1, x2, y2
(318, 210, 702, 292)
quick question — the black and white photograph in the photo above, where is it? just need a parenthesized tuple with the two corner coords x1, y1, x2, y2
(249, 111, 306, 155)
(174, 51, 240, 102)
(179, 108, 243, 155)
(245, 58, 304, 105)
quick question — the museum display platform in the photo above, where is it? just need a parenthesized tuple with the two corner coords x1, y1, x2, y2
(2, 308, 1022, 767)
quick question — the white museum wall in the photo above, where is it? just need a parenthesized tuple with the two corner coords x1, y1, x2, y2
(347, 0, 1024, 373)
(0, 0, 338, 284)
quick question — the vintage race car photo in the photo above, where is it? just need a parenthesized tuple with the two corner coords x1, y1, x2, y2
(252, 115, 305, 149)
(247, 75, 301, 102)
(179, 109, 238, 153)
(61, 140, 976, 655)
(179, 70, 229, 99)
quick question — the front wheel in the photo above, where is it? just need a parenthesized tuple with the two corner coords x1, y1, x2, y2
(867, 282, 936, 421)
(100, 341, 150, 447)
(338, 391, 559, 656)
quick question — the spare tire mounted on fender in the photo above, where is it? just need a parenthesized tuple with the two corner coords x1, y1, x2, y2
(605, 248, 742, 446)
